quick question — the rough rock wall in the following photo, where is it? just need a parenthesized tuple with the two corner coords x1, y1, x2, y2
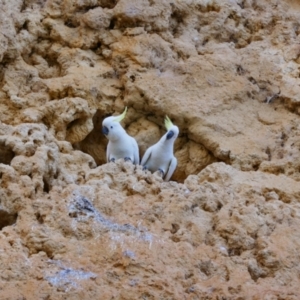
(1, 0, 300, 299)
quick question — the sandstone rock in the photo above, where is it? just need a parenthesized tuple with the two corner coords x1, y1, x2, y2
(1, 0, 300, 298)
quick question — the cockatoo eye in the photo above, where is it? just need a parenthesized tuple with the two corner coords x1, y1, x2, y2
(110, 126, 113, 129)
(166, 130, 174, 140)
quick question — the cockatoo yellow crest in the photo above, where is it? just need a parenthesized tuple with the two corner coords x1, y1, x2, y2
(113, 107, 127, 123)
(164, 116, 173, 131)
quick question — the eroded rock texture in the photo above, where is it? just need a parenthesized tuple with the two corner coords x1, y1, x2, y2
(1, 0, 300, 298)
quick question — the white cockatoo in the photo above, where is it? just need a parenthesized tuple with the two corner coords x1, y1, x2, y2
(102, 107, 139, 164)
(141, 116, 179, 181)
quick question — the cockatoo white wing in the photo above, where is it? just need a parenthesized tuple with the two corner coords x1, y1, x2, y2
(141, 145, 154, 166)
(131, 137, 140, 164)
(106, 141, 112, 162)
(165, 156, 177, 181)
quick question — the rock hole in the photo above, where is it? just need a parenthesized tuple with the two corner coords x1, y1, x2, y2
(202, 37, 209, 46)
(170, 223, 180, 234)
(170, 11, 184, 37)
(228, 248, 241, 256)
(0, 66, 5, 89)
(191, 204, 198, 212)
(20, 1, 27, 12)
(53, 170, 59, 179)
(265, 147, 271, 161)
(64, 18, 80, 28)
(43, 177, 50, 193)
(81, 5, 98, 13)
(248, 76, 257, 85)
(236, 65, 245, 75)
(22, 21, 29, 31)
(42, 117, 50, 129)
(41, 248, 54, 259)
(45, 56, 58, 68)
(281, 132, 287, 141)
(1, 53, 14, 65)
(99, 0, 119, 9)
(35, 212, 44, 224)
(0, 143, 15, 165)
(67, 118, 81, 130)
(91, 42, 102, 51)
(109, 18, 116, 29)
(0, 209, 18, 230)
(237, 1, 245, 9)
(33, 139, 40, 146)
(217, 201, 223, 210)
(229, 34, 238, 45)
(170, 236, 180, 243)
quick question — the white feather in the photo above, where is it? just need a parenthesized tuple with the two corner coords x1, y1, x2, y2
(141, 124, 179, 181)
(102, 114, 139, 164)
(165, 157, 177, 181)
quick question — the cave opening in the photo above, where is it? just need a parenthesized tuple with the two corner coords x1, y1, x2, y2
(72, 109, 220, 183)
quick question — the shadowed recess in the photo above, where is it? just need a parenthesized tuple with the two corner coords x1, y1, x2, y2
(0, 143, 15, 165)
(74, 109, 107, 165)
(0, 208, 18, 230)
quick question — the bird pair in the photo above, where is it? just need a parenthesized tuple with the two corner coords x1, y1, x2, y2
(102, 107, 179, 181)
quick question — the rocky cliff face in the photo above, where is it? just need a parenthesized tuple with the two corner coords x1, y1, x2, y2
(1, 0, 300, 299)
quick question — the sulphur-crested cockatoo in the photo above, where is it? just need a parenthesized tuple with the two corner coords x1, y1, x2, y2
(102, 107, 139, 164)
(141, 116, 179, 181)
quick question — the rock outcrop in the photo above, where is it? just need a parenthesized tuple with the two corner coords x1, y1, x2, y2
(1, 0, 300, 298)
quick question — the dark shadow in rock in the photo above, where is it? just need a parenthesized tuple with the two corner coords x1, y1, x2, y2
(74, 109, 107, 165)
(0, 208, 18, 230)
(0, 142, 15, 165)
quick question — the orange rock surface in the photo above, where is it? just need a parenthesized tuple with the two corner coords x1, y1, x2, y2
(1, 0, 300, 299)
